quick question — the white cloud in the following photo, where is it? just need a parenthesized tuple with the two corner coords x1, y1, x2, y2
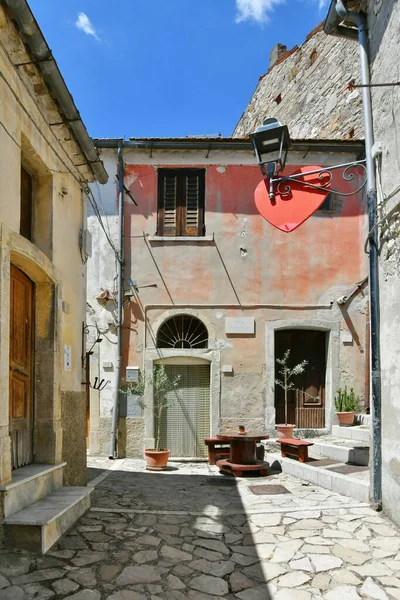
(235, 0, 328, 24)
(75, 12, 99, 40)
(235, 0, 285, 23)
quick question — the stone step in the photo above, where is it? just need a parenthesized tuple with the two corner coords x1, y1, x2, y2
(3, 486, 92, 554)
(310, 440, 369, 466)
(332, 424, 370, 442)
(268, 451, 369, 502)
(0, 463, 66, 518)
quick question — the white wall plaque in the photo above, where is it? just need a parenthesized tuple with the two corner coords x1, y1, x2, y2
(225, 317, 255, 335)
(341, 330, 353, 344)
(64, 345, 72, 371)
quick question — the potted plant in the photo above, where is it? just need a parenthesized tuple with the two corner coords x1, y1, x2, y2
(334, 386, 360, 426)
(275, 349, 319, 438)
(122, 364, 181, 470)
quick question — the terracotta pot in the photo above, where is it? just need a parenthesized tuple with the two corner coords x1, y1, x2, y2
(144, 449, 170, 471)
(276, 424, 295, 439)
(336, 411, 355, 426)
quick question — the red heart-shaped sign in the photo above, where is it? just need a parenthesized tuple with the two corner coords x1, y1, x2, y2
(254, 165, 331, 233)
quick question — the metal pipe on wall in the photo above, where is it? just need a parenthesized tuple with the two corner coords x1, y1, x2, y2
(109, 143, 124, 458)
(327, 0, 382, 508)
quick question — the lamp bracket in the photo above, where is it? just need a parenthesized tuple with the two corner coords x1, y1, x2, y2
(269, 159, 367, 199)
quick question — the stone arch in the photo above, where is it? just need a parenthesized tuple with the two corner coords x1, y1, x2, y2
(0, 232, 63, 474)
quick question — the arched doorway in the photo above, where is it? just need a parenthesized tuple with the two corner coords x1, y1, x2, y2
(156, 316, 210, 458)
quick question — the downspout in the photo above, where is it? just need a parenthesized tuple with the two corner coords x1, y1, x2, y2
(109, 143, 124, 458)
(334, 1, 382, 508)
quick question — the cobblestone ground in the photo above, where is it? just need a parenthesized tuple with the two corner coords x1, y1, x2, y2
(1, 458, 400, 600)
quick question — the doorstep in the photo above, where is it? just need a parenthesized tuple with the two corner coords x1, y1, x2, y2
(0, 463, 66, 518)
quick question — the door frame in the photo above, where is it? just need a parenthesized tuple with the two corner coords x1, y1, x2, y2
(0, 227, 62, 485)
(265, 319, 340, 434)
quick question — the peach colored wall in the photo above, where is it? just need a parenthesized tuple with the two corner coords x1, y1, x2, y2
(121, 161, 367, 399)
(88, 149, 368, 453)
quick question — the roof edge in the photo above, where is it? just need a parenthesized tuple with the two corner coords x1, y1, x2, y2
(3, 0, 108, 184)
(93, 137, 365, 155)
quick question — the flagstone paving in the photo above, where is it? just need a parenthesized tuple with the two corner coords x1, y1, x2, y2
(1, 458, 400, 599)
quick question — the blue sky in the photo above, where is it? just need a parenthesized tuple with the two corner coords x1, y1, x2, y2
(29, 0, 328, 138)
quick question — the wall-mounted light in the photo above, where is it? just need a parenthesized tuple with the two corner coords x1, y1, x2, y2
(250, 116, 367, 202)
(250, 118, 291, 200)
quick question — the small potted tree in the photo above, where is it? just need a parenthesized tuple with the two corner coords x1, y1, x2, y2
(334, 386, 360, 426)
(123, 364, 181, 470)
(275, 349, 319, 438)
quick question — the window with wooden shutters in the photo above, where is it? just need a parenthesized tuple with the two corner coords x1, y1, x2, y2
(157, 169, 205, 236)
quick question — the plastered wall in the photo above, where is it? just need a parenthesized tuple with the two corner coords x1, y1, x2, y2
(88, 146, 368, 456)
(0, 4, 89, 485)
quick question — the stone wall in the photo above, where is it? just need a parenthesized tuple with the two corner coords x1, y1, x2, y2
(233, 27, 363, 140)
(366, 0, 400, 526)
(61, 391, 87, 486)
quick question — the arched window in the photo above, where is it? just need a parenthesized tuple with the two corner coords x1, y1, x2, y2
(157, 315, 208, 349)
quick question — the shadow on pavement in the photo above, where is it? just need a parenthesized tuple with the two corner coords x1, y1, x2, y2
(85, 466, 274, 598)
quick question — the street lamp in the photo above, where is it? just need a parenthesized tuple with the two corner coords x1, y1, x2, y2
(251, 118, 291, 200)
(250, 117, 367, 202)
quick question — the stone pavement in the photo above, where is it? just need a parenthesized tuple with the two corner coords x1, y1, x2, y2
(1, 458, 400, 600)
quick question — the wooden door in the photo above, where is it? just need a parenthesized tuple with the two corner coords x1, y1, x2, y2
(9, 266, 34, 469)
(275, 330, 326, 429)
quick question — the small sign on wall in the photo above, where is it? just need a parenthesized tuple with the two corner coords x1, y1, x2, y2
(225, 317, 255, 335)
(126, 366, 139, 382)
(64, 345, 72, 371)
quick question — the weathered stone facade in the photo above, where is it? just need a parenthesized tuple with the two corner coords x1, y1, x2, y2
(0, 1, 106, 547)
(233, 26, 364, 140)
(365, 0, 400, 527)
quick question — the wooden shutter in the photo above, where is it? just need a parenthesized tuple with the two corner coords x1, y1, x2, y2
(157, 169, 205, 236)
(183, 171, 205, 236)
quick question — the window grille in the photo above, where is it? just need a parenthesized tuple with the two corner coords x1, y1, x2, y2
(157, 315, 208, 349)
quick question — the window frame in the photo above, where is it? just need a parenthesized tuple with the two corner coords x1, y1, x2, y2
(157, 168, 205, 237)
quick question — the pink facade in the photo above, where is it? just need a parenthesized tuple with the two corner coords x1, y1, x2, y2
(88, 142, 368, 457)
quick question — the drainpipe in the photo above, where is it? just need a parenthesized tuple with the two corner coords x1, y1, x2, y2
(109, 143, 124, 458)
(329, 1, 382, 508)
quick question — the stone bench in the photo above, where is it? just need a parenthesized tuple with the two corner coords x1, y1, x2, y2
(204, 438, 230, 465)
(277, 438, 314, 463)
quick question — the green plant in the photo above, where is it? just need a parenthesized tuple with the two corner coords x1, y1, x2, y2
(334, 386, 360, 412)
(275, 349, 319, 425)
(122, 364, 181, 450)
